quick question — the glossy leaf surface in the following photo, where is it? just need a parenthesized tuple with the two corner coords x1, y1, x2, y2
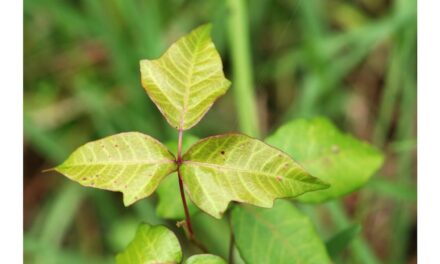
(181, 134, 328, 218)
(185, 254, 227, 264)
(140, 24, 230, 130)
(116, 224, 182, 264)
(231, 200, 331, 264)
(266, 118, 384, 203)
(55, 132, 177, 206)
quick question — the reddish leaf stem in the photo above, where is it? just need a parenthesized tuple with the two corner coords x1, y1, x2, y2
(177, 128, 194, 239)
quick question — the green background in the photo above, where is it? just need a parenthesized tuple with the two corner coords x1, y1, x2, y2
(24, 0, 416, 263)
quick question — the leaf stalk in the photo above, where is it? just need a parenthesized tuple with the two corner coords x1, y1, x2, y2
(177, 128, 194, 239)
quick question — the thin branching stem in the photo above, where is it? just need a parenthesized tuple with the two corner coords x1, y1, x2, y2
(177, 128, 194, 239)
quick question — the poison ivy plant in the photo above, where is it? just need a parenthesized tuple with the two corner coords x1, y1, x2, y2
(231, 200, 332, 264)
(52, 132, 177, 206)
(266, 118, 384, 203)
(48, 24, 384, 263)
(52, 23, 326, 232)
(181, 134, 328, 218)
(139, 24, 231, 130)
(116, 223, 227, 264)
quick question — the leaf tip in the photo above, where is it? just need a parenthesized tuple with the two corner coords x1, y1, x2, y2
(41, 167, 55, 173)
(314, 178, 331, 190)
(195, 22, 213, 34)
(122, 194, 135, 207)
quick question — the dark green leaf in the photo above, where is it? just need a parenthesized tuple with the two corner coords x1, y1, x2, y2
(325, 224, 362, 258)
(231, 200, 331, 264)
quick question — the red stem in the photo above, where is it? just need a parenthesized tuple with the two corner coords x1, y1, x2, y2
(177, 128, 194, 239)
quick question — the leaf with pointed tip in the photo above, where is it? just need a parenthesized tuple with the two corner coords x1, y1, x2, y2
(140, 24, 231, 130)
(116, 224, 182, 264)
(266, 118, 384, 203)
(54, 132, 177, 206)
(231, 200, 332, 264)
(185, 254, 227, 264)
(180, 134, 329, 218)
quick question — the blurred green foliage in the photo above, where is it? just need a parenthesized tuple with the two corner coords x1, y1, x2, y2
(24, 0, 416, 263)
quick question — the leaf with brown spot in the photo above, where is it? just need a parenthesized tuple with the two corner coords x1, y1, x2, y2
(53, 132, 177, 206)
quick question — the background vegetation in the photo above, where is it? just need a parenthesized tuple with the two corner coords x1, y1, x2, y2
(24, 0, 417, 263)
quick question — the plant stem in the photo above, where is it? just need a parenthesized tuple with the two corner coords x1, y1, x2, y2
(227, 0, 260, 138)
(177, 128, 194, 239)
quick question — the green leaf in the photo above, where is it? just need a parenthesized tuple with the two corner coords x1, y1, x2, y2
(266, 118, 384, 203)
(116, 224, 182, 264)
(54, 132, 177, 206)
(231, 200, 332, 264)
(325, 224, 362, 258)
(180, 134, 329, 218)
(115, 224, 226, 264)
(185, 254, 227, 264)
(140, 23, 231, 130)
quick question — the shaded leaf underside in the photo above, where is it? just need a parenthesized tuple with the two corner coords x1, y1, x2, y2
(140, 23, 231, 130)
(55, 132, 177, 206)
(181, 134, 329, 218)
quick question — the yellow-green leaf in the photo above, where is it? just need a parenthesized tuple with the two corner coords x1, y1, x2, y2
(140, 24, 231, 130)
(185, 254, 227, 264)
(180, 134, 329, 218)
(116, 224, 182, 264)
(266, 118, 384, 203)
(54, 132, 177, 206)
(231, 200, 332, 264)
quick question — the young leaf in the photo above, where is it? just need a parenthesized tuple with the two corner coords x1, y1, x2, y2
(115, 224, 182, 264)
(54, 132, 177, 206)
(180, 134, 329, 218)
(266, 118, 384, 203)
(231, 200, 332, 264)
(140, 24, 231, 130)
(185, 254, 227, 264)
